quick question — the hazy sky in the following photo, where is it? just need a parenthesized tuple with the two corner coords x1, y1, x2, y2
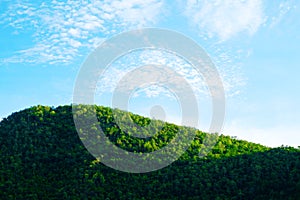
(1, 0, 299, 147)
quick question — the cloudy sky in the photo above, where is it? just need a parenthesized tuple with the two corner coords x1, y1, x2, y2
(1, 0, 299, 147)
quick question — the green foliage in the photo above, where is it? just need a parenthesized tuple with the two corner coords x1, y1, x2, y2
(0, 105, 299, 199)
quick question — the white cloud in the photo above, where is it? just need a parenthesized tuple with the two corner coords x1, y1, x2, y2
(95, 48, 243, 103)
(133, 85, 174, 98)
(95, 49, 208, 98)
(68, 28, 81, 38)
(210, 46, 246, 98)
(184, 0, 265, 41)
(0, 0, 165, 65)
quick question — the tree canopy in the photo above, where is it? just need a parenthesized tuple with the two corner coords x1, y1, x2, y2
(0, 105, 299, 199)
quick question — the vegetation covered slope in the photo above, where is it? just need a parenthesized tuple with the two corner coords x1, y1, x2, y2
(0, 105, 300, 199)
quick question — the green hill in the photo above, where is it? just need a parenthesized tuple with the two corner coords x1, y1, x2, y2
(1, 105, 300, 199)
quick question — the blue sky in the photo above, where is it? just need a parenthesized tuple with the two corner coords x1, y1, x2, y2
(1, 0, 299, 147)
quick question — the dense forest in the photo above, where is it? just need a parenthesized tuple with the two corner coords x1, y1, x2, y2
(1, 105, 300, 199)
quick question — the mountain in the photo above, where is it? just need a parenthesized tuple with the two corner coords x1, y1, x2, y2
(0, 105, 300, 199)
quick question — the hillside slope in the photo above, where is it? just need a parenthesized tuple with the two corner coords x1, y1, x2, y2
(0, 105, 300, 199)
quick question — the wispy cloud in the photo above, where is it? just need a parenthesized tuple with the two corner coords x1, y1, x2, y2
(0, 0, 165, 65)
(210, 45, 247, 98)
(184, 0, 265, 41)
(96, 50, 206, 98)
(95, 49, 243, 100)
(268, 0, 297, 28)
